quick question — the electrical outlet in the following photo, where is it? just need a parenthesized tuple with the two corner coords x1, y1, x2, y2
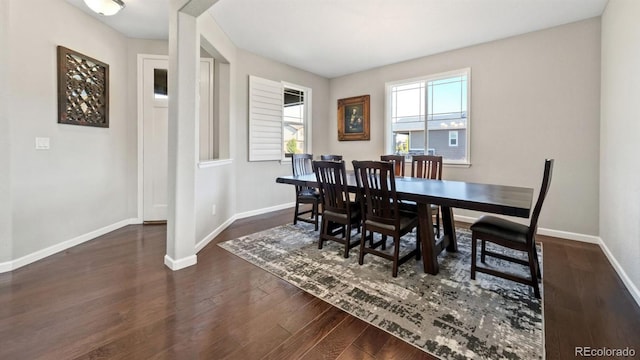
(212, 204, 216, 216)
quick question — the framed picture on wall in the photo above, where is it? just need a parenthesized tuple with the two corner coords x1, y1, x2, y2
(57, 46, 109, 128)
(337, 94, 370, 141)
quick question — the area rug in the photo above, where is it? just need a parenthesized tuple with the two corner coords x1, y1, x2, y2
(219, 223, 544, 359)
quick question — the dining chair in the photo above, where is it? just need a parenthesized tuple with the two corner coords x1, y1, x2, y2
(380, 155, 405, 177)
(291, 153, 320, 230)
(320, 154, 343, 161)
(470, 159, 554, 298)
(411, 155, 443, 238)
(313, 160, 361, 258)
(353, 160, 421, 277)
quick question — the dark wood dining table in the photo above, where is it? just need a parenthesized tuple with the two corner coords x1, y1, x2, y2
(276, 172, 534, 275)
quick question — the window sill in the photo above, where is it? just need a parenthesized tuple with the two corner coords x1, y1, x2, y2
(444, 162, 471, 169)
(198, 158, 233, 169)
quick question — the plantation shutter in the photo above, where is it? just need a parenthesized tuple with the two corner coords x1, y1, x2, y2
(249, 75, 283, 161)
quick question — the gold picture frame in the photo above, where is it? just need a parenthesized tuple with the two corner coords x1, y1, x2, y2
(57, 46, 109, 128)
(337, 95, 370, 141)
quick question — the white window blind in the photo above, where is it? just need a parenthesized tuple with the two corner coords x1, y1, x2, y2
(249, 75, 283, 161)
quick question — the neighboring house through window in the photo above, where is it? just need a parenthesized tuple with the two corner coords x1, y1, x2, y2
(449, 130, 458, 147)
(385, 68, 470, 165)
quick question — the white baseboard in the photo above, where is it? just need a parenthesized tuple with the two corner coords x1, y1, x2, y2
(194, 202, 296, 254)
(0, 218, 138, 274)
(0, 257, 12, 273)
(452, 214, 479, 225)
(195, 216, 237, 252)
(597, 238, 640, 308)
(536, 228, 600, 244)
(10, 205, 636, 310)
(234, 202, 295, 220)
(453, 214, 600, 243)
(164, 254, 197, 270)
(454, 214, 639, 308)
(0, 204, 296, 274)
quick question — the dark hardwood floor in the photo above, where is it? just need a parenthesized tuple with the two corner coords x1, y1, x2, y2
(1, 208, 638, 359)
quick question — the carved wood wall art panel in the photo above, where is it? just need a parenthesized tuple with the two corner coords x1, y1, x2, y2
(57, 46, 109, 128)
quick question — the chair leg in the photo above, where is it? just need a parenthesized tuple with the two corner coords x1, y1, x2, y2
(313, 201, 319, 231)
(344, 224, 352, 258)
(471, 233, 477, 280)
(480, 240, 486, 263)
(415, 227, 421, 260)
(358, 229, 367, 265)
(293, 201, 300, 225)
(392, 237, 400, 277)
(528, 250, 541, 298)
(435, 210, 441, 238)
(318, 217, 327, 250)
(533, 244, 542, 279)
(381, 235, 387, 250)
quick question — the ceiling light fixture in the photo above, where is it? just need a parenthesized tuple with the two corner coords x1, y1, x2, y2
(83, 0, 125, 16)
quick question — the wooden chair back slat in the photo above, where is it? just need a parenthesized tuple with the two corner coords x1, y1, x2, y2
(313, 160, 349, 214)
(320, 154, 343, 161)
(380, 155, 405, 177)
(411, 155, 443, 180)
(353, 160, 399, 228)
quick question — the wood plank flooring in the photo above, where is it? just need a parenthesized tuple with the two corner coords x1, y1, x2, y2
(1, 208, 639, 359)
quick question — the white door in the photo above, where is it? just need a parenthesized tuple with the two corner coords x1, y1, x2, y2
(141, 57, 214, 222)
(142, 58, 169, 222)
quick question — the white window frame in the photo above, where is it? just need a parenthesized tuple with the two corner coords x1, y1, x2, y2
(384, 68, 471, 166)
(248, 76, 312, 162)
(282, 81, 312, 162)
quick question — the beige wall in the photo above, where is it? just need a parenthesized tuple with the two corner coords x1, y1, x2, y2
(234, 49, 330, 214)
(0, 0, 11, 263)
(328, 18, 601, 237)
(600, 0, 640, 300)
(7, 0, 133, 258)
(0, 2, 617, 283)
(0, 1, 242, 268)
(194, 14, 237, 247)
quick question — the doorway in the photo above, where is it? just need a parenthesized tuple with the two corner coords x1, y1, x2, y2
(138, 55, 214, 222)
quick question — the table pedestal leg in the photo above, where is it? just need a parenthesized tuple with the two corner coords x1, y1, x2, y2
(442, 206, 458, 252)
(418, 202, 438, 275)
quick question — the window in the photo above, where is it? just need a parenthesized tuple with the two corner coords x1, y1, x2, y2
(199, 57, 215, 161)
(198, 38, 232, 162)
(153, 69, 168, 100)
(249, 76, 311, 161)
(386, 68, 470, 164)
(283, 86, 307, 157)
(449, 131, 458, 147)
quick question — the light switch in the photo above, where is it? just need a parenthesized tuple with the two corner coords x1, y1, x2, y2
(35, 137, 50, 150)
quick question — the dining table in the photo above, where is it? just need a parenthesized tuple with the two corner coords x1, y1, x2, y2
(276, 171, 534, 275)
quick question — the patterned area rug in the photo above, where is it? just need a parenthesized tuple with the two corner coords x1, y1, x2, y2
(219, 223, 544, 359)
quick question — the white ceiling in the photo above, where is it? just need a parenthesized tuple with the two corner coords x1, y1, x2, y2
(66, 0, 608, 78)
(65, 0, 170, 39)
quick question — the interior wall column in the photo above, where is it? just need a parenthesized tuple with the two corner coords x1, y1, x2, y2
(165, 0, 200, 270)
(165, 0, 219, 270)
